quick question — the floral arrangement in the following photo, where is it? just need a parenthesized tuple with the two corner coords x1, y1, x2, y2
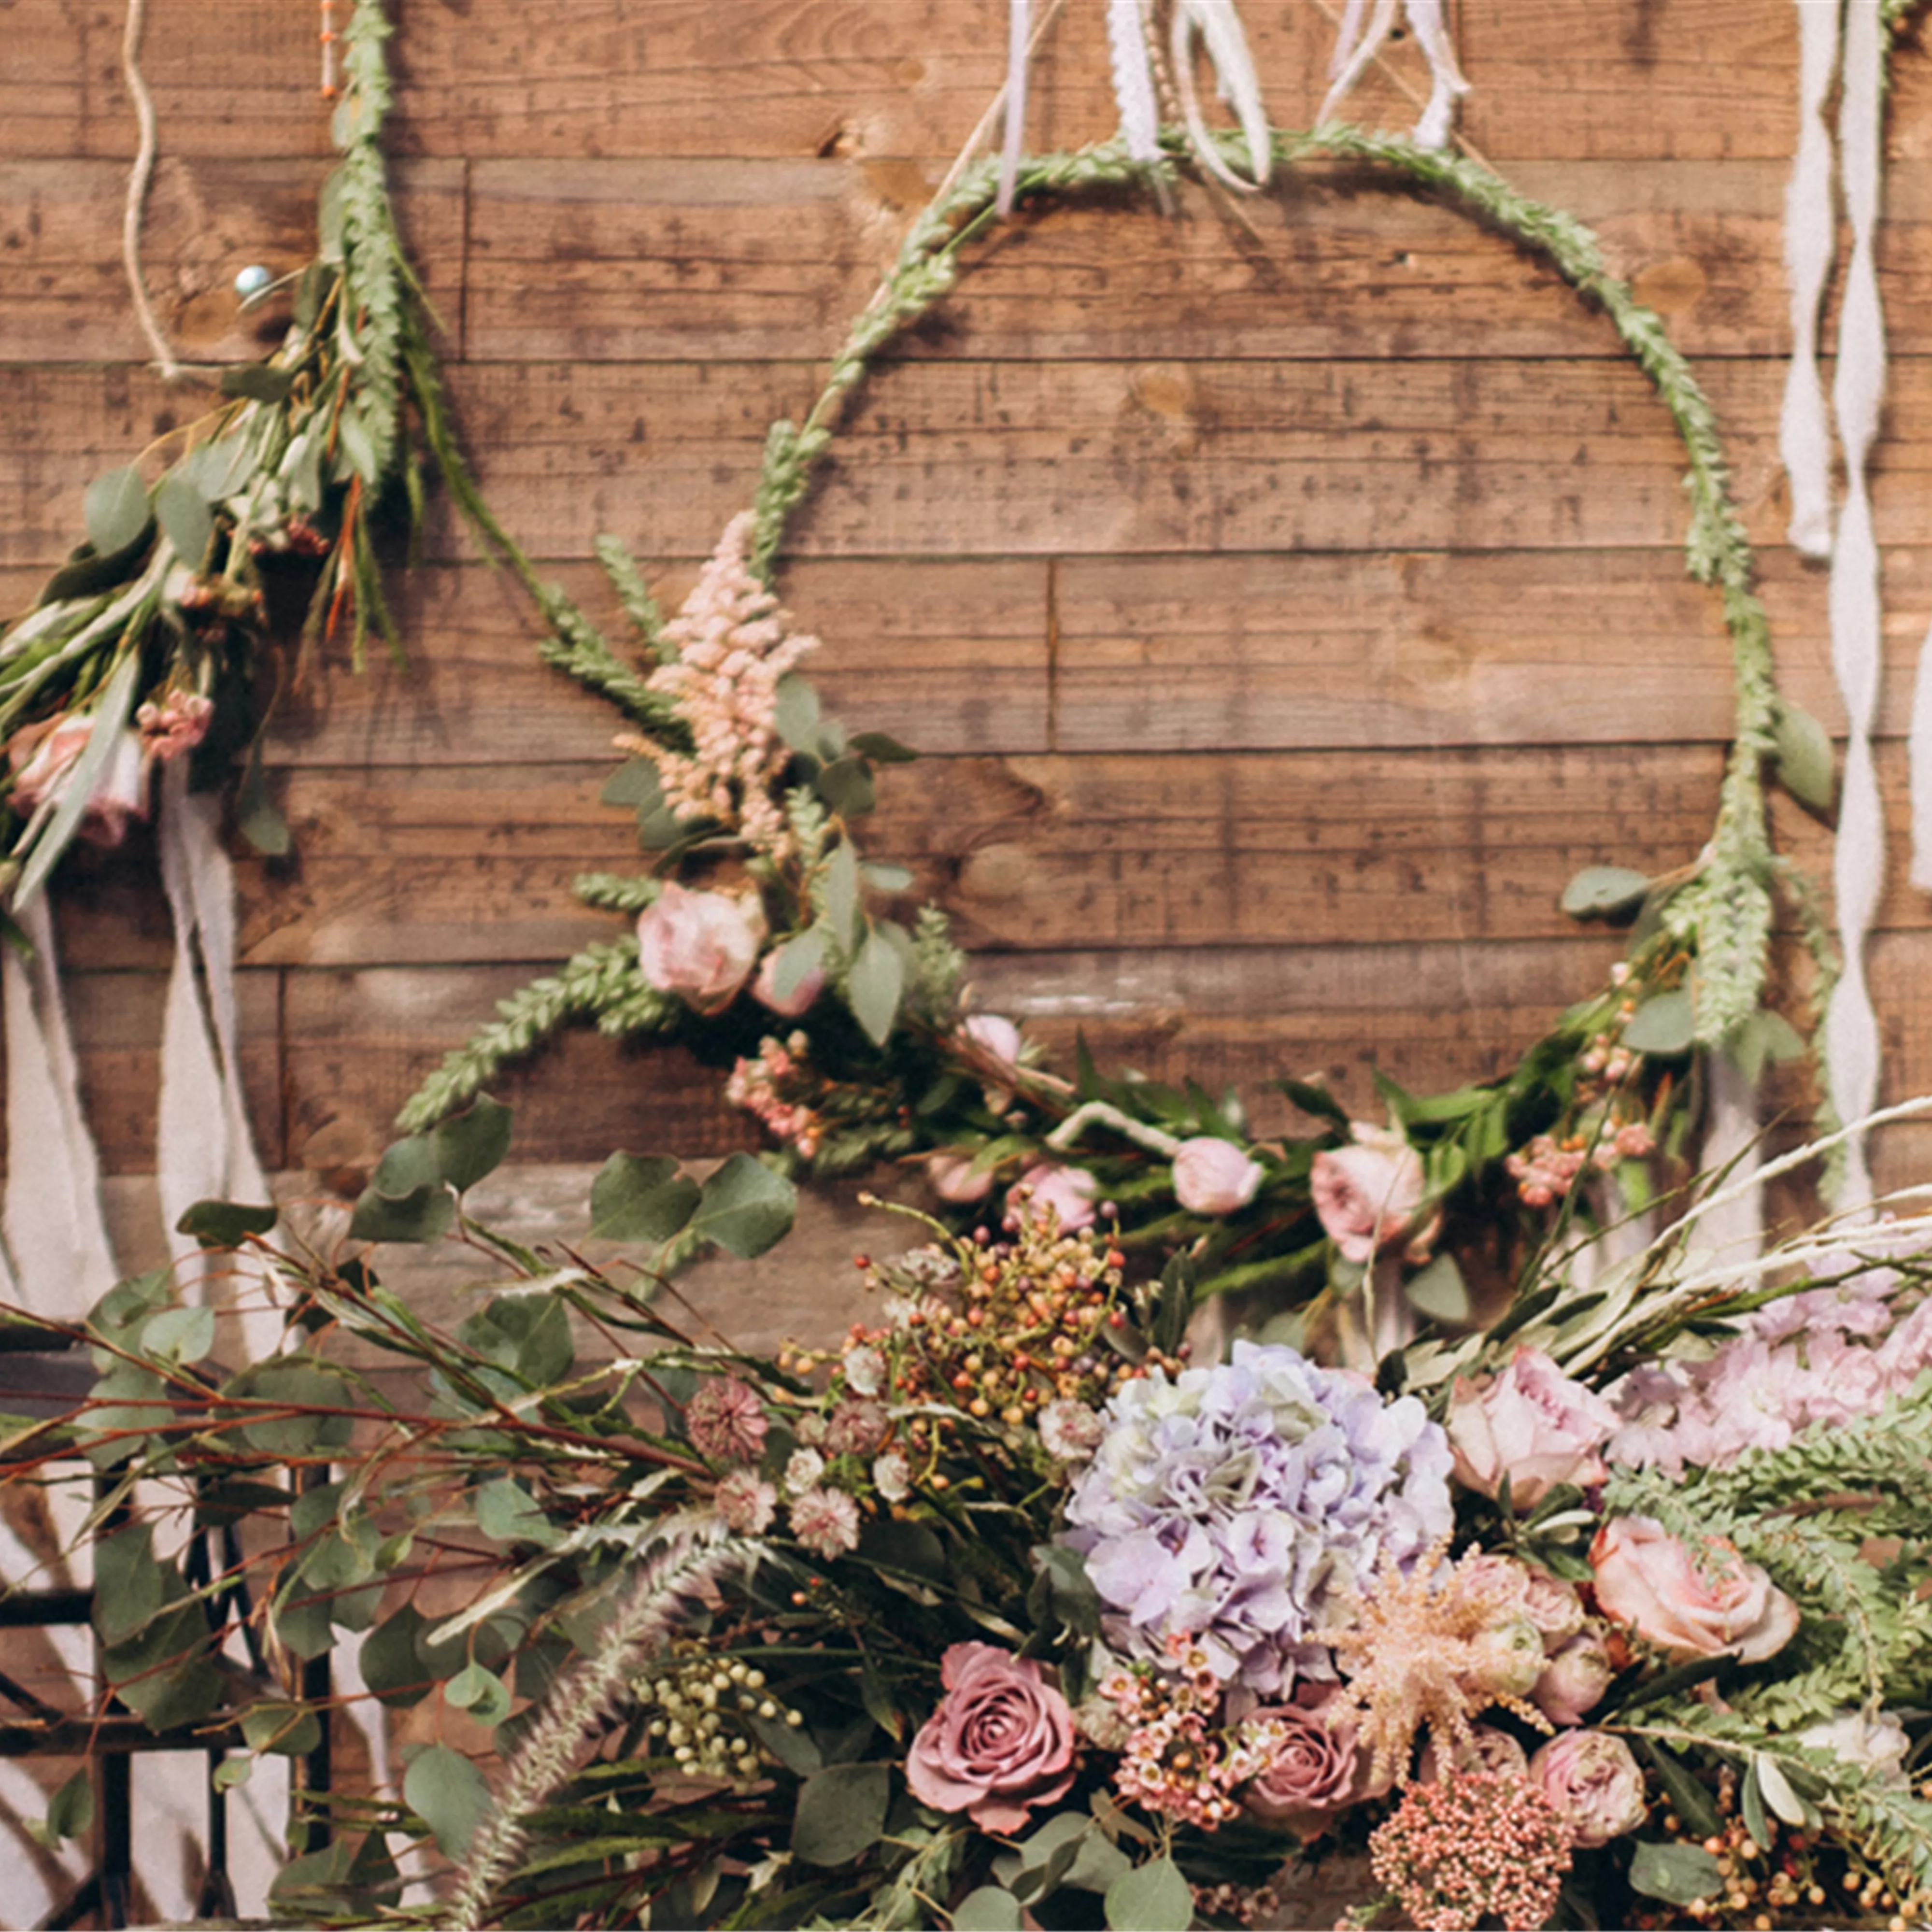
(17, 1098, 1932, 1931)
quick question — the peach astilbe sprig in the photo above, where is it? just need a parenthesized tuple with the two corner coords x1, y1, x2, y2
(1327, 1539, 1554, 1790)
(1368, 1770, 1574, 1932)
(619, 511, 819, 859)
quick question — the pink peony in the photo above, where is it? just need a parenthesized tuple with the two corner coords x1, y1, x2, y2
(751, 946, 825, 1018)
(905, 1643, 1076, 1832)
(926, 1151, 996, 1205)
(1171, 1136, 1264, 1216)
(1528, 1730, 1648, 1847)
(1448, 1346, 1619, 1511)
(1533, 1629, 1614, 1726)
(1243, 1684, 1380, 1837)
(1010, 1163, 1097, 1234)
(1309, 1126, 1434, 1263)
(1589, 1516, 1798, 1664)
(636, 883, 766, 1014)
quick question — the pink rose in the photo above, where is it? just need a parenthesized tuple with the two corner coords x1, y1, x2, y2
(1589, 1516, 1798, 1664)
(905, 1643, 1076, 1833)
(1528, 1730, 1648, 1847)
(752, 947, 825, 1018)
(1448, 1346, 1619, 1511)
(1533, 1629, 1614, 1726)
(1172, 1136, 1264, 1216)
(1244, 1684, 1383, 1837)
(636, 883, 766, 1014)
(926, 1151, 996, 1205)
(1309, 1125, 1434, 1263)
(1010, 1163, 1097, 1233)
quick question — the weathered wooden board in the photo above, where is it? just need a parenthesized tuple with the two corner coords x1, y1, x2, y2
(0, 159, 465, 363)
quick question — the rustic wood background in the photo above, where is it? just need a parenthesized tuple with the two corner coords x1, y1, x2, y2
(5, 0, 1932, 1287)
(1, 5, 1932, 1917)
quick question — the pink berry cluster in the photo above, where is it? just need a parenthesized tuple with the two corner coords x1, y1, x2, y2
(1098, 1641, 1285, 1828)
(724, 1033, 824, 1159)
(1367, 1770, 1573, 1932)
(1505, 1118, 1654, 1208)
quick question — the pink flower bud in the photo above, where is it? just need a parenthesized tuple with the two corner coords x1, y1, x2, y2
(1171, 1136, 1264, 1216)
(752, 947, 825, 1018)
(1010, 1163, 1097, 1233)
(1533, 1629, 1614, 1726)
(927, 1151, 995, 1205)
(959, 1012, 1023, 1073)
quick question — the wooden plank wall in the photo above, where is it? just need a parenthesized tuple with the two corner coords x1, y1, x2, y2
(5, 0, 1932, 1259)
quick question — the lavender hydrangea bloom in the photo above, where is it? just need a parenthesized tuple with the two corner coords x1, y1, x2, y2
(1059, 1341, 1453, 1693)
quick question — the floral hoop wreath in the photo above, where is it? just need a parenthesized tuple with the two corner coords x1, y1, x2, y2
(384, 121, 1832, 1340)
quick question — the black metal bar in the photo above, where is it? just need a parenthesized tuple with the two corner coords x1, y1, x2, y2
(197, 1747, 237, 1922)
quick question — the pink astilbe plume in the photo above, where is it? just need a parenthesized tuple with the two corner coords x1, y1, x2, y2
(1327, 1539, 1552, 1790)
(623, 513, 818, 859)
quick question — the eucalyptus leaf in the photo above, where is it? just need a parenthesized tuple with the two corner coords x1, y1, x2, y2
(688, 1153, 796, 1259)
(1403, 1252, 1470, 1324)
(1753, 1752, 1812, 1829)
(1773, 699, 1836, 813)
(768, 926, 827, 1002)
(45, 1769, 94, 1844)
(825, 840, 860, 952)
(588, 1151, 700, 1242)
(1627, 1839, 1722, 1906)
(817, 756, 876, 818)
(1621, 988, 1696, 1056)
(791, 1762, 889, 1867)
(241, 1702, 324, 1758)
(849, 730, 918, 764)
(83, 466, 152, 556)
(1560, 864, 1651, 919)
(774, 673, 821, 754)
(218, 364, 296, 403)
(1104, 1855, 1193, 1932)
(951, 1888, 1025, 1930)
(176, 1198, 278, 1248)
(600, 757, 663, 810)
(403, 1743, 492, 1860)
(430, 1093, 514, 1193)
(361, 1603, 434, 1707)
(348, 1180, 455, 1245)
(154, 474, 213, 567)
(847, 926, 905, 1046)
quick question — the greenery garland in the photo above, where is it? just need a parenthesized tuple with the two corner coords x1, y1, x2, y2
(394, 118, 1835, 1335)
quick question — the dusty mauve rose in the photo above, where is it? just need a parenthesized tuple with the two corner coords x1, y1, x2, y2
(1309, 1125, 1434, 1263)
(1010, 1163, 1097, 1233)
(1243, 1685, 1379, 1837)
(1172, 1136, 1265, 1216)
(1534, 1628, 1614, 1726)
(751, 947, 825, 1017)
(636, 883, 766, 1013)
(1590, 1516, 1798, 1664)
(1448, 1346, 1619, 1511)
(1528, 1730, 1648, 1847)
(905, 1642, 1076, 1832)
(926, 1151, 995, 1205)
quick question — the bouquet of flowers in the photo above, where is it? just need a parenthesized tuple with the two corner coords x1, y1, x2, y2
(20, 1096, 1932, 1932)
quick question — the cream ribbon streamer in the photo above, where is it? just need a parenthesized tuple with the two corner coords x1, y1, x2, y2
(1778, 0, 1839, 561)
(1823, 0, 1887, 1214)
(1, 893, 118, 1316)
(1320, 0, 1468, 148)
(156, 759, 279, 1354)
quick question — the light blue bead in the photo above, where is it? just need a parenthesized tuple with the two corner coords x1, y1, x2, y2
(233, 264, 274, 299)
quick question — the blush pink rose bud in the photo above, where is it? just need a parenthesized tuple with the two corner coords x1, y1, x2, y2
(1462, 1615, 1545, 1703)
(636, 882, 767, 1014)
(926, 1151, 996, 1205)
(751, 947, 824, 1018)
(904, 1642, 1076, 1833)
(1533, 1628, 1614, 1726)
(1418, 1723, 1529, 1786)
(959, 1012, 1023, 1073)
(1171, 1136, 1265, 1216)
(1589, 1516, 1799, 1664)
(10, 714, 152, 846)
(1010, 1163, 1097, 1233)
(1309, 1125, 1434, 1263)
(1528, 1730, 1648, 1847)
(1447, 1346, 1619, 1511)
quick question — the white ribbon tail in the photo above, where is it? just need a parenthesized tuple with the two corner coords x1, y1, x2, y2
(995, 0, 1031, 217)
(1106, 0, 1163, 162)
(2, 895, 118, 1317)
(1179, 0, 1270, 188)
(1402, 0, 1470, 150)
(1320, 0, 1399, 125)
(1694, 1051, 1764, 1260)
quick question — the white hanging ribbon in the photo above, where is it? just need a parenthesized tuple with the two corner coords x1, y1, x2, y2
(1106, 0, 1163, 162)
(1171, 0, 1272, 191)
(995, 0, 1032, 217)
(1694, 1051, 1765, 1257)
(2, 894, 118, 1318)
(156, 760, 278, 1355)
(1823, 0, 1887, 1213)
(1778, 0, 1840, 561)
(1320, 0, 1467, 150)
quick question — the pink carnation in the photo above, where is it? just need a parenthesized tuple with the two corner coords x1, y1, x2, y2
(787, 1486, 861, 1561)
(684, 1377, 768, 1464)
(714, 1468, 776, 1534)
